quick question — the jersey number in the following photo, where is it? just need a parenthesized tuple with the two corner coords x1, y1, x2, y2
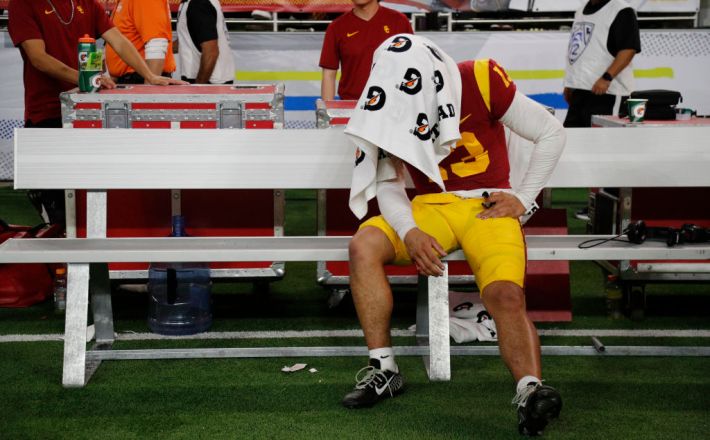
(441, 131, 490, 180)
(492, 65, 512, 88)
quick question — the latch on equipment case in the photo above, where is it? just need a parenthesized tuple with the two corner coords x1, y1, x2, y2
(104, 102, 129, 128)
(219, 102, 242, 129)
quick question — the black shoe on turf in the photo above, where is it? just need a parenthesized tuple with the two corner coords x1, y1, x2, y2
(341, 359, 404, 409)
(513, 383, 562, 436)
(574, 208, 590, 222)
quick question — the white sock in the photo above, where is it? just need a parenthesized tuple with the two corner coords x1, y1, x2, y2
(516, 375, 541, 394)
(369, 347, 398, 373)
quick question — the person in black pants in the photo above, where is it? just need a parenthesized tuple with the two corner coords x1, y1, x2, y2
(563, 0, 641, 128)
(563, 0, 641, 219)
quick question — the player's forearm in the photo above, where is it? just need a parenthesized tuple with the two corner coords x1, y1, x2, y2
(145, 59, 166, 77)
(377, 160, 416, 240)
(195, 43, 219, 84)
(32, 53, 78, 85)
(501, 92, 566, 209)
(103, 28, 157, 80)
(321, 69, 337, 101)
(606, 49, 636, 78)
(21, 40, 78, 85)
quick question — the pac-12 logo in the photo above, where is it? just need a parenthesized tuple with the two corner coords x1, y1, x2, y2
(387, 36, 412, 52)
(362, 86, 386, 111)
(398, 68, 422, 95)
(568, 22, 594, 65)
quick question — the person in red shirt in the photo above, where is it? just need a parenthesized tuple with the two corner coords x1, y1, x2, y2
(8, 0, 182, 224)
(341, 36, 566, 436)
(319, 0, 413, 101)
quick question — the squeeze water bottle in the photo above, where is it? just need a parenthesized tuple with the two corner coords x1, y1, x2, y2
(78, 34, 102, 92)
(53, 267, 67, 312)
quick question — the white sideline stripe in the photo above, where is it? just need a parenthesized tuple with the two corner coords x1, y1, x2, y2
(1, 328, 710, 343)
(536, 329, 710, 337)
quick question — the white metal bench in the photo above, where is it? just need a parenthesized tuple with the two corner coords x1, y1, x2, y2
(2, 126, 710, 387)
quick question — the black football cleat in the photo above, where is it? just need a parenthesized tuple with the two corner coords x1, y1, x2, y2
(341, 359, 405, 409)
(513, 383, 562, 436)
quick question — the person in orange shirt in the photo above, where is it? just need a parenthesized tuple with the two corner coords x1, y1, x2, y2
(106, 0, 176, 83)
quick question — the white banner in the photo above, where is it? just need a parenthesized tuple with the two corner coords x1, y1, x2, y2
(227, 30, 710, 123)
(531, 0, 700, 12)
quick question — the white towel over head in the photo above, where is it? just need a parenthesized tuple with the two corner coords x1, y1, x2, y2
(344, 34, 462, 219)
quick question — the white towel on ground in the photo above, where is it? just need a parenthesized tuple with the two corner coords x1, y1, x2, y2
(344, 34, 462, 219)
(408, 290, 498, 343)
(448, 290, 498, 343)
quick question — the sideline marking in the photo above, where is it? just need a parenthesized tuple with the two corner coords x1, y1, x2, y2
(1, 328, 709, 343)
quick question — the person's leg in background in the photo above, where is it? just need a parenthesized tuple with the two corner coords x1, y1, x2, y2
(564, 90, 616, 220)
(23, 118, 65, 227)
(563, 89, 616, 128)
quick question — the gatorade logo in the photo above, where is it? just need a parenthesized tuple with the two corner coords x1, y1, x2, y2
(453, 302, 473, 312)
(91, 73, 102, 89)
(426, 45, 443, 62)
(631, 104, 646, 119)
(398, 68, 422, 95)
(354, 148, 366, 167)
(433, 70, 444, 93)
(387, 36, 412, 53)
(362, 86, 386, 111)
(411, 113, 439, 141)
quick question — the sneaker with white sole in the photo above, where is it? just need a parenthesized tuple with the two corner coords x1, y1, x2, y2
(574, 208, 590, 222)
(341, 359, 404, 409)
(513, 382, 562, 436)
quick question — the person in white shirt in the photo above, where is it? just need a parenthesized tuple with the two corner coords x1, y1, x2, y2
(176, 0, 235, 84)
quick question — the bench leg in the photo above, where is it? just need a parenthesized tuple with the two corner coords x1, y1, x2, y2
(415, 263, 451, 381)
(62, 263, 90, 388)
(90, 263, 114, 345)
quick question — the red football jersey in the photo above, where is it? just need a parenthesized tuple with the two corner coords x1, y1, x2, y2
(407, 59, 517, 194)
(319, 6, 413, 100)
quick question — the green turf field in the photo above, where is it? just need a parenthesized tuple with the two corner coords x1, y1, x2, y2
(1, 187, 709, 439)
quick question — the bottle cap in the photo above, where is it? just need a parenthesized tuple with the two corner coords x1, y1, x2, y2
(56, 267, 67, 275)
(79, 34, 95, 43)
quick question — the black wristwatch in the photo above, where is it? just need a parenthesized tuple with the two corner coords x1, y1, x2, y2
(602, 72, 614, 82)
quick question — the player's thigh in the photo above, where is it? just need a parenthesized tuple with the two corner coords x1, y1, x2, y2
(460, 216, 526, 292)
(358, 203, 458, 264)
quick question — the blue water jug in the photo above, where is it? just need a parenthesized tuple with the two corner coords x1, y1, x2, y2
(147, 216, 212, 335)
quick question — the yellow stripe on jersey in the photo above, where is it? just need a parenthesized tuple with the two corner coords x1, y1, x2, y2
(473, 59, 491, 113)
